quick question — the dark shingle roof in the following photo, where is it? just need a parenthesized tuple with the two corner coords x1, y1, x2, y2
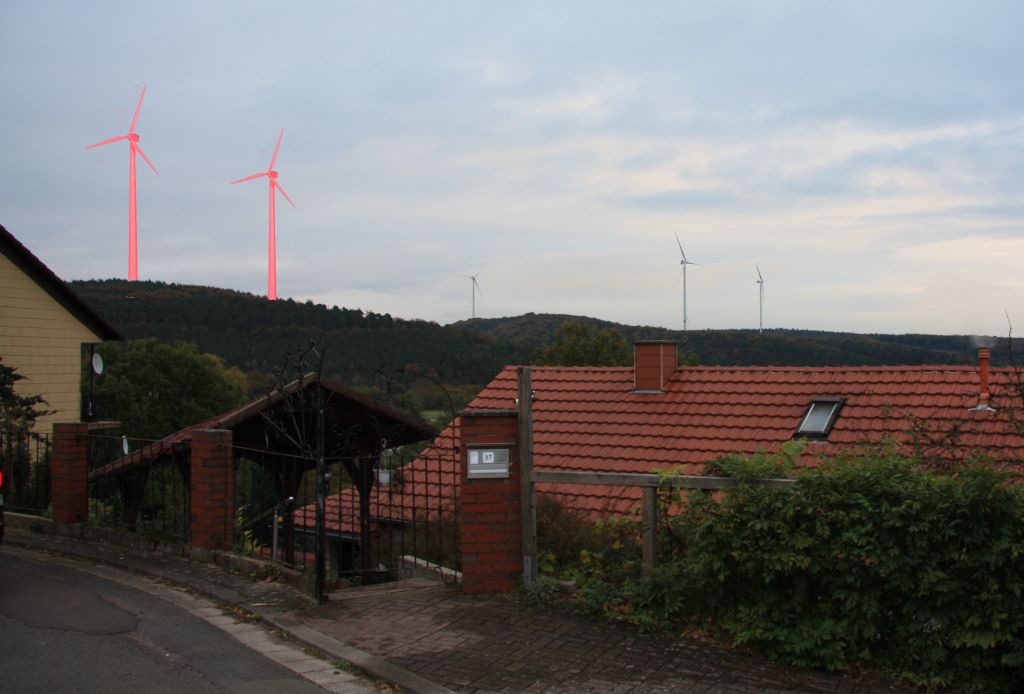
(89, 374, 437, 479)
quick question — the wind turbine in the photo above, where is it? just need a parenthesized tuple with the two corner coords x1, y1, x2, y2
(756, 265, 765, 334)
(231, 129, 295, 301)
(674, 233, 703, 331)
(86, 86, 159, 281)
(459, 272, 482, 318)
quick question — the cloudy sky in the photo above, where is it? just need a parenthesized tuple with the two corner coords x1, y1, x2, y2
(2, 1, 1022, 336)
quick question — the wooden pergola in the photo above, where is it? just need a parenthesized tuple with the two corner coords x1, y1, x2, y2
(90, 374, 437, 566)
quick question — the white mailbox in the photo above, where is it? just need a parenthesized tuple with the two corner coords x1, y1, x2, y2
(467, 448, 511, 479)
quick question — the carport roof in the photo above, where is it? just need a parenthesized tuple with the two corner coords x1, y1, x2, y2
(89, 374, 437, 479)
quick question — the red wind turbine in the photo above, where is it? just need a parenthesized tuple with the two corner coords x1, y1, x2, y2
(231, 129, 295, 301)
(86, 86, 159, 281)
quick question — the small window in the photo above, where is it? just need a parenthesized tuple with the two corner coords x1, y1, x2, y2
(796, 397, 844, 438)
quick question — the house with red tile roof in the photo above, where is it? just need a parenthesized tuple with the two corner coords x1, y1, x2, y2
(321, 340, 1024, 531)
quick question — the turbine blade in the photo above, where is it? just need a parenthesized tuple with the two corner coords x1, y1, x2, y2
(129, 85, 146, 133)
(757, 265, 763, 282)
(274, 180, 296, 207)
(135, 144, 159, 175)
(269, 129, 284, 170)
(230, 172, 267, 185)
(473, 278, 482, 296)
(674, 232, 685, 258)
(86, 134, 128, 149)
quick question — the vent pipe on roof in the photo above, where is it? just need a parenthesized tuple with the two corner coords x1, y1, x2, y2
(972, 347, 995, 412)
(633, 341, 677, 392)
(970, 348, 995, 413)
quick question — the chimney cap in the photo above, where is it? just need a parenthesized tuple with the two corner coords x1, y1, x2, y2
(633, 339, 677, 345)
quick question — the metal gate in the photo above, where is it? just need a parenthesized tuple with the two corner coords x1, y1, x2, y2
(233, 439, 460, 593)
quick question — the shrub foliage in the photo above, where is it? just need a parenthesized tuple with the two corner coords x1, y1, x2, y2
(561, 449, 1024, 690)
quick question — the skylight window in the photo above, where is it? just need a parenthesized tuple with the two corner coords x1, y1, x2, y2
(796, 397, 844, 438)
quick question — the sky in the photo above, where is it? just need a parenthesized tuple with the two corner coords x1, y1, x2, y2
(2, 1, 1023, 336)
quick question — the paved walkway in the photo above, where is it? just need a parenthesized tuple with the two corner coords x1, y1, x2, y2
(299, 580, 902, 694)
(4, 518, 907, 694)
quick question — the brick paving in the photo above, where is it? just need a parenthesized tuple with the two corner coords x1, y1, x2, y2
(297, 578, 908, 694)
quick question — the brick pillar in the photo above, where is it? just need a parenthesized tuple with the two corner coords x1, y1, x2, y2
(52, 422, 89, 524)
(190, 429, 234, 551)
(459, 410, 522, 594)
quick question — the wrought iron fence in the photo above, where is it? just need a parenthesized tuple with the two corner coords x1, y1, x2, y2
(87, 434, 191, 542)
(0, 430, 51, 515)
(233, 442, 460, 588)
(355, 444, 460, 585)
(233, 447, 316, 565)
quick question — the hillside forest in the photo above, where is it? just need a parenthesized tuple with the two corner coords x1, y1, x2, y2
(72, 279, 1021, 429)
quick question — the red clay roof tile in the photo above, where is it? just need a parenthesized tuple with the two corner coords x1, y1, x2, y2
(307, 362, 1024, 527)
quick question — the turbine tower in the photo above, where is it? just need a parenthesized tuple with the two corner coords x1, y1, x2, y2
(231, 129, 295, 301)
(86, 85, 159, 281)
(675, 234, 702, 331)
(756, 265, 765, 334)
(460, 272, 482, 318)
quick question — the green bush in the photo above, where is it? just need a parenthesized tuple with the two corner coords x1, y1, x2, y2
(571, 449, 1024, 690)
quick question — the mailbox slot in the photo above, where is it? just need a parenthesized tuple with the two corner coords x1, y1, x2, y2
(467, 447, 511, 479)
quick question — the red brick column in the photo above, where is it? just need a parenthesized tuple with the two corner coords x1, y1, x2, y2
(459, 410, 522, 594)
(190, 429, 234, 551)
(52, 422, 89, 524)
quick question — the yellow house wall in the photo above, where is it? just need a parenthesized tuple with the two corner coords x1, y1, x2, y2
(0, 253, 102, 435)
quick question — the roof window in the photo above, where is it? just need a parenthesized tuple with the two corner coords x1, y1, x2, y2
(796, 397, 843, 438)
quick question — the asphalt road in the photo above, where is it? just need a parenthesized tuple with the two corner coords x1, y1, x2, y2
(0, 548, 373, 693)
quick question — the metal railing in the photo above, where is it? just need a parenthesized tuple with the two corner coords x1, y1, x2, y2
(87, 434, 190, 542)
(0, 430, 52, 515)
(233, 443, 460, 587)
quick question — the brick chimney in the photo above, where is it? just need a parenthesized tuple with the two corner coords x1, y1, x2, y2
(978, 347, 991, 409)
(633, 341, 677, 392)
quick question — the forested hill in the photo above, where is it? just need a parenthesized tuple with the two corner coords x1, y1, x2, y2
(455, 314, 1016, 367)
(70, 280, 530, 391)
(72, 280, 1015, 397)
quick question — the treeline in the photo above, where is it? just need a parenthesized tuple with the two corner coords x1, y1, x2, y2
(73, 280, 1017, 407)
(458, 313, 1016, 366)
(71, 281, 530, 402)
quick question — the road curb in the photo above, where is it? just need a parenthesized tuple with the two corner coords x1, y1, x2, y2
(261, 613, 456, 694)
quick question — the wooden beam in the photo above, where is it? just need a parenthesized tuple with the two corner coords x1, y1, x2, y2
(518, 367, 538, 586)
(641, 486, 657, 574)
(531, 469, 795, 490)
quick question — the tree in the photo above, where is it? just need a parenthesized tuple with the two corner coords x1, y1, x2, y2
(92, 339, 249, 440)
(1, 360, 53, 514)
(0, 359, 52, 435)
(538, 321, 631, 367)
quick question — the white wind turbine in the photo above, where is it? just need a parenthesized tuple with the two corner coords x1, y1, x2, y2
(675, 234, 703, 331)
(459, 272, 482, 319)
(757, 265, 765, 334)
